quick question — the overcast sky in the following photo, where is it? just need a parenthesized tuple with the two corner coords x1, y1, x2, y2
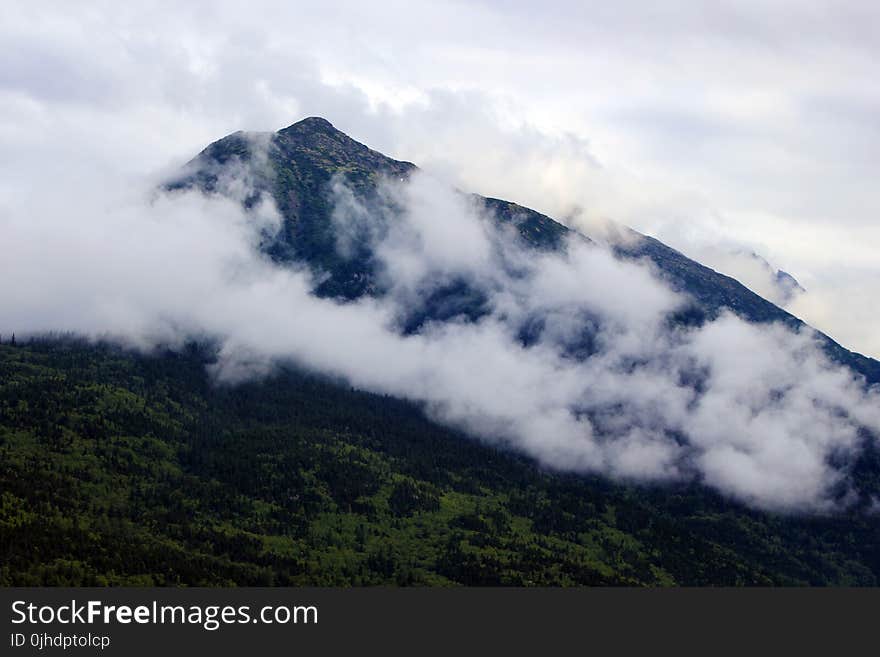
(2, 0, 879, 356)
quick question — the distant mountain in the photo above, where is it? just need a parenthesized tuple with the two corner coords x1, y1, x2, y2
(168, 117, 880, 384)
(775, 268, 805, 302)
(740, 250, 806, 305)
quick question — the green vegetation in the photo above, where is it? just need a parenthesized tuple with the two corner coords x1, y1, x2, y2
(2, 338, 880, 586)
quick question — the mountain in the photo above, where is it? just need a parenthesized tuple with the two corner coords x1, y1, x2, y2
(4, 117, 880, 587)
(169, 117, 880, 384)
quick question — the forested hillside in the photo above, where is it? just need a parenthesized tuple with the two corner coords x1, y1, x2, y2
(3, 338, 880, 586)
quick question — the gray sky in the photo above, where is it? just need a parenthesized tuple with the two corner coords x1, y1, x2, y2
(2, 0, 879, 356)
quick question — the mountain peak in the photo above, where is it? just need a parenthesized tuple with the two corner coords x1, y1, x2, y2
(280, 116, 338, 134)
(274, 115, 414, 172)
